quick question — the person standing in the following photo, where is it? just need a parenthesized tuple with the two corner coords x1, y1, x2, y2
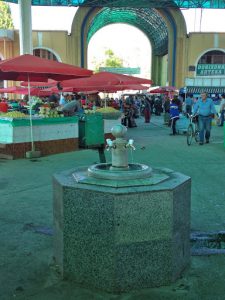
(0, 98, 8, 113)
(143, 96, 151, 123)
(169, 98, 180, 135)
(185, 93, 194, 115)
(193, 92, 217, 145)
(59, 93, 67, 106)
(163, 96, 171, 125)
(61, 95, 81, 116)
(218, 93, 225, 127)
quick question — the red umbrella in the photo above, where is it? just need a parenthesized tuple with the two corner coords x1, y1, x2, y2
(55, 83, 148, 93)
(61, 71, 152, 89)
(0, 54, 93, 154)
(0, 54, 92, 81)
(0, 86, 34, 95)
(150, 86, 177, 93)
(21, 79, 57, 88)
(0, 86, 52, 96)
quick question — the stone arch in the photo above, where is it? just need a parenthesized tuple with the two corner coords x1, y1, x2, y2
(70, 6, 187, 87)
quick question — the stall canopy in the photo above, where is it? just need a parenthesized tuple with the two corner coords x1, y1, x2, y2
(53, 83, 148, 93)
(61, 71, 152, 90)
(21, 79, 57, 88)
(0, 86, 52, 97)
(149, 86, 177, 93)
(0, 54, 93, 82)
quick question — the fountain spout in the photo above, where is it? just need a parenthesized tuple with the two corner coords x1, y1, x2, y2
(106, 138, 116, 151)
(126, 139, 136, 151)
(87, 124, 152, 179)
(109, 124, 133, 170)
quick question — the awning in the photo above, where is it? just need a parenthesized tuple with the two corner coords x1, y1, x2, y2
(186, 86, 225, 94)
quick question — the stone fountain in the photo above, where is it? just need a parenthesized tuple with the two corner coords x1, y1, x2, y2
(53, 124, 191, 292)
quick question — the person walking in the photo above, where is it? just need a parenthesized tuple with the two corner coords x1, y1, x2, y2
(218, 93, 225, 127)
(163, 96, 171, 125)
(185, 93, 194, 115)
(143, 96, 151, 123)
(169, 98, 180, 135)
(193, 92, 217, 145)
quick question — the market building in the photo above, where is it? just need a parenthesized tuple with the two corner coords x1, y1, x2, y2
(1, 1, 225, 95)
(0, 0, 225, 159)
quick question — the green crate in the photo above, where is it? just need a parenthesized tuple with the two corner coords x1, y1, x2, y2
(79, 114, 104, 148)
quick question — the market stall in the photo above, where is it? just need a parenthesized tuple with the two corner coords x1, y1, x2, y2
(0, 115, 79, 159)
(0, 107, 122, 159)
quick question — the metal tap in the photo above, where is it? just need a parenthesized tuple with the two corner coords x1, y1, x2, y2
(126, 139, 136, 150)
(106, 139, 116, 151)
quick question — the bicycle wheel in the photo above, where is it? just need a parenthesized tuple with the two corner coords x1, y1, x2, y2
(187, 124, 194, 146)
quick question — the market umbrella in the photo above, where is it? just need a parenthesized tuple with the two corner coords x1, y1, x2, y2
(149, 86, 177, 93)
(61, 71, 152, 89)
(0, 54, 93, 81)
(53, 83, 148, 94)
(0, 54, 93, 157)
(0, 86, 51, 96)
(21, 79, 57, 88)
(52, 83, 148, 107)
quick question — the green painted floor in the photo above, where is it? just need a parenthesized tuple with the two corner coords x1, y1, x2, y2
(0, 115, 225, 300)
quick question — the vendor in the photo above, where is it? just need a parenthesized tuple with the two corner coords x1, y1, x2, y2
(0, 98, 8, 113)
(61, 95, 81, 116)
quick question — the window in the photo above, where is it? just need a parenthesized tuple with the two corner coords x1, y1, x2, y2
(199, 50, 225, 64)
(33, 49, 58, 61)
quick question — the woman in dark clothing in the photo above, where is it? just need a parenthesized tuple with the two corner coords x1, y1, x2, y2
(144, 96, 151, 123)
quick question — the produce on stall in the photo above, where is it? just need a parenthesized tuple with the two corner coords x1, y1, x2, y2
(96, 107, 122, 119)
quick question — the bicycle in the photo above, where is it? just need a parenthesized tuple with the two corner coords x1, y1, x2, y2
(186, 114, 200, 146)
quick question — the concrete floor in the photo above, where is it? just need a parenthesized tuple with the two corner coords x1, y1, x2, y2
(0, 115, 225, 300)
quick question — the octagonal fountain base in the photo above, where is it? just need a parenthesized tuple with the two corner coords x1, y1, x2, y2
(53, 166, 191, 292)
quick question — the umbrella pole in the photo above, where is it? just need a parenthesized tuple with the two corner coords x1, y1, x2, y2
(26, 75, 41, 159)
(28, 75, 35, 151)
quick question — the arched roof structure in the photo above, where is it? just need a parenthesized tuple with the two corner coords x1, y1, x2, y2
(87, 8, 168, 56)
(5, 0, 225, 8)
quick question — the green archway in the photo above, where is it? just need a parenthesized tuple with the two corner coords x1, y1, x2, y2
(5, 0, 225, 9)
(87, 8, 168, 57)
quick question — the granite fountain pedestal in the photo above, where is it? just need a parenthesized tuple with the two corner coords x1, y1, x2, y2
(53, 125, 191, 292)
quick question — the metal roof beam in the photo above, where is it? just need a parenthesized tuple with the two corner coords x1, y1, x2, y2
(5, 0, 225, 8)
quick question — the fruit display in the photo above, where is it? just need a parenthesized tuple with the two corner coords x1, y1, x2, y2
(2, 111, 28, 118)
(96, 107, 122, 119)
(96, 107, 119, 113)
(39, 106, 63, 118)
(84, 109, 96, 114)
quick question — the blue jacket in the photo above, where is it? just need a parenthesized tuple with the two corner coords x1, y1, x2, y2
(170, 102, 180, 118)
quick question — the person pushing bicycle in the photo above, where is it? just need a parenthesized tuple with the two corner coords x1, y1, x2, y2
(193, 92, 218, 145)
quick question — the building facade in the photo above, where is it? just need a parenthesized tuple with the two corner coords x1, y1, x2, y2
(1, 6, 225, 94)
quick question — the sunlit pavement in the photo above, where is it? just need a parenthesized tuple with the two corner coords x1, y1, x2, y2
(0, 114, 225, 300)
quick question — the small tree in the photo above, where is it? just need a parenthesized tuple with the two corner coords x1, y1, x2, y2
(93, 49, 123, 72)
(0, 2, 14, 29)
(104, 49, 123, 68)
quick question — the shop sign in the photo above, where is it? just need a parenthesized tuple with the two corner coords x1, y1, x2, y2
(99, 67, 140, 74)
(197, 64, 225, 76)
